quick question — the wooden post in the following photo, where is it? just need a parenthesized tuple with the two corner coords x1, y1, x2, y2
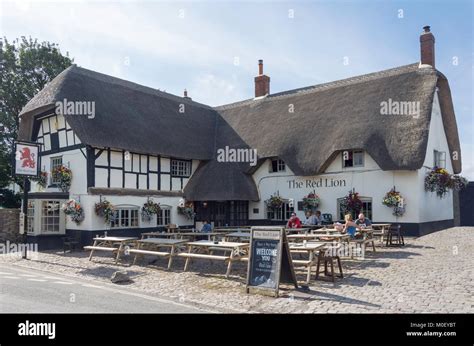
(22, 178, 30, 259)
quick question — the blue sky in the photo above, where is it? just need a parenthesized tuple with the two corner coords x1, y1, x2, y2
(1, 0, 473, 178)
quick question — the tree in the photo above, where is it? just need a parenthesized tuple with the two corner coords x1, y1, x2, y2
(0, 37, 73, 206)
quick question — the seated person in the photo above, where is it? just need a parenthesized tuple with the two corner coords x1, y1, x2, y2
(286, 213, 302, 228)
(303, 211, 317, 226)
(342, 214, 361, 238)
(201, 220, 212, 233)
(355, 213, 372, 228)
(314, 210, 322, 225)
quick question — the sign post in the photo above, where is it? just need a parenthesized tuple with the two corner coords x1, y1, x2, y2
(13, 141, 40, 260)
(246, 226, 298, 297)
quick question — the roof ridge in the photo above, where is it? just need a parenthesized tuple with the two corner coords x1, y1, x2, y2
(214, 63, 425, 110)
(69, 65, 213, 110)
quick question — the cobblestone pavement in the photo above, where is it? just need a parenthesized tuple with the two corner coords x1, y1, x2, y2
(2, 227, 473, 313)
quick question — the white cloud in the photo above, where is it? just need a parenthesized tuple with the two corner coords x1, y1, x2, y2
(189, 73, 244, 106)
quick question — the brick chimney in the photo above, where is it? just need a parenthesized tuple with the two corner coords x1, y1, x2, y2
(420, 25, 435, 68)
(183, 89, 191, 100)
(254, 59, 270, 97)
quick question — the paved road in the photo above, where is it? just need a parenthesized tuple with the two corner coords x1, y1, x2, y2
(0, 263, 209, 313)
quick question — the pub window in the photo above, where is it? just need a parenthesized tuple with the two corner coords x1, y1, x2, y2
(267, 202, 294, 221)
(342, 150, 364, 168)
(50, 156, 63, 184)
(41, 200, 61, 233)
(434, 150, 446, 169)
(270, 159, 286, 173)
(27, 201, 35, 234)
(157, 208, 171, 226)
(110, 208, 139, 228)
(337, 197, 372, 221)
(171, 159, 191, 177)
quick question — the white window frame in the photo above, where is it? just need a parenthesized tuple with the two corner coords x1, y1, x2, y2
(337, 197, 372, 221)
(342, 150, 364, 168)
(434, 150, 446, 169)
(157, 207, 172, 226)
(267, 201, 293, 221)
(26, 199, 66, 236)
(50, 156, 63, 184)
(110, 206, 140, 229)
(269, 159, 286, 173)
(171, 159, 191, 177)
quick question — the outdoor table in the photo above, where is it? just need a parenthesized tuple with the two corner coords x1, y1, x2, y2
(371, 224, 392, 246)
(289, 242, 326, 283)
(178, 240, 249, 278)
(285, 228, 311, 234)
(174, 232, 223, 241)
(84, 236, 138, 264)
(287, 234, 321, 242)
(224, 232, 251, 242)
(130, 238, 188, 269)
(140, 232, 174, 239)
(310, 229, 340, 235)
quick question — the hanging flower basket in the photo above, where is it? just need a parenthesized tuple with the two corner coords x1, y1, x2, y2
(382, 188, 406, 216)
(340, 191, 363, 215)
(62, 199, 85, 225)
(33, 171, 48, 190)
(424, 167, 468, 198)
(52, 165, 72, 192)
(265, 194, 284, 210)
(302, 191, 320, 211)
(142, 199, 161, 222)
(94, 199, 116, 224)
(177, 201, 196, 220)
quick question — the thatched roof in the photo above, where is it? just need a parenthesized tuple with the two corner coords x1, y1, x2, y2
(18, 65, 217, 160)
(215, 63, 462, 176)
(18, 62, 462, 201)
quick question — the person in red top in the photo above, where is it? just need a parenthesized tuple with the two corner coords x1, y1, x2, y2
(286, 212, 302, 228)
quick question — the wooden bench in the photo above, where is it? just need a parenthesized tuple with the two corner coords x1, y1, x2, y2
(129, 249, 170, 265)
(178, 253, 230, 273)
(178, 253, 230, 261)
(83, 246, 118, 252)
(349, 237, 376, 258)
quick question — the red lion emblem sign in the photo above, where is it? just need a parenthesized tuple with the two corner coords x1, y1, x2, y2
(14, 142, 40, 177)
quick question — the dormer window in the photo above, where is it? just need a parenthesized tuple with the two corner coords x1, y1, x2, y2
(270, 159, 285, 173)
(343, 150, 364, 168)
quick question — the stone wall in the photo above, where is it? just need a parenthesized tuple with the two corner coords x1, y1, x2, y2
(0, 208, 21, 243)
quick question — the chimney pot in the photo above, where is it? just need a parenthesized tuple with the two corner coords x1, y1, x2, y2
(423, 25, 430, 33)
(255, 59, 270, 97)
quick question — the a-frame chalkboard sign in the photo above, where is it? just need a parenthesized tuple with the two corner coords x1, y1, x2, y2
(246, 226, 298, 297)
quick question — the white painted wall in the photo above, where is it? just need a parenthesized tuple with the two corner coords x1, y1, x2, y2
(250, 157, 421, 223)
(417, 92, 454, 222)
(66, 194, 193, 231)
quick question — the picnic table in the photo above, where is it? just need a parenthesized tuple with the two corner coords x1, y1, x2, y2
(174, 232, 223, 241)
(370, 224, 392, 245)
(178, 240, 249, 278)
(224, 232, 251, 242)
(140, 232, 174, 239)
(289, 242, 326, 283)
(84, 236, 138, 264)
(129, 238, 188, 269)
(285, 228, 311, 234)
(287, 234, 321, 242)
